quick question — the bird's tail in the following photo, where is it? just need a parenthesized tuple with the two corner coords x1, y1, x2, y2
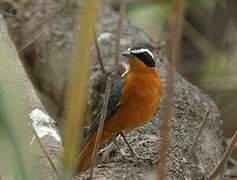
(74, 130, 110, 173)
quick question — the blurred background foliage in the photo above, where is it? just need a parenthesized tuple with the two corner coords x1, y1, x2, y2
(111, 0, 237, 137)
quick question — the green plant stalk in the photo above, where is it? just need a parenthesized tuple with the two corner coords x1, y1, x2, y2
(0, 107, 32, 180)
(62, 0, 98, 172)
(0, 31, 40, 180)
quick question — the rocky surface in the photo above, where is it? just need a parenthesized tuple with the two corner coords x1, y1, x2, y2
(2, 0, 226, 179)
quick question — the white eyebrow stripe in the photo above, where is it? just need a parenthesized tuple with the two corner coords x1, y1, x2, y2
(128, 48, 154, 59)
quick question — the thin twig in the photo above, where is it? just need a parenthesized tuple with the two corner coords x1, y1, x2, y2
(227, 175, 237, 178)
(142, 29, 166, 50)
(157, 1, 185, 179)
(208, 130, 237, 180)
(225, 173, 237, 178)
(32, 128, 61, 178)
(89, 77, 112, 179)
(113, 0, 126, 70)
(189, 111, 209, 154)
(88, 0, 126, 177)
(21, 32, 45, 51)
(0, 10, 20, 20)
(94, 30, 107, 75)
(228, 157, 237, 167)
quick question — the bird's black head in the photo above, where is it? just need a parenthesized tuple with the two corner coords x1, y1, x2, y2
(122, 47, 156, 67)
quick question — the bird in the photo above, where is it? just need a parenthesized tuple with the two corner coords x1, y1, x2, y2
(75, 47, 163, 173)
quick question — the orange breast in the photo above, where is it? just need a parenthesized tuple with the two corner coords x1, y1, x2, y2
(104, 69, 162, 134)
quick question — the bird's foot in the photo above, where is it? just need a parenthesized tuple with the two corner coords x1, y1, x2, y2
(118, 132, 151, 161)
(97, 141, 117, 163)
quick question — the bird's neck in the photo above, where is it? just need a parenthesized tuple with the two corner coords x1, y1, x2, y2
(129, 58, 158, 75)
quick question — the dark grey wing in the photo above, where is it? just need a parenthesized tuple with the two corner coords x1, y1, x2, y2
(106, 78, 125, 118)
(86, 78, 125, 140)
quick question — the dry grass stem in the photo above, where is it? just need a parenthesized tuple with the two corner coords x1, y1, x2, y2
(189, 111, 209, 154)
(89, 0, 127, 171)
(113, 0, 126, 70)
(142, 29, 166, 50)
(21, 32, 45, 50)
(225, 173, 237, 178)
(0, 10, 20, 20)
(94, 31, 107, 75)
(32, 128, 61, 178)
(89, 77, 112, 179)
(87, 0, 127, 176)
(208, 130, 237, 180)
(157, 0, 185, 179)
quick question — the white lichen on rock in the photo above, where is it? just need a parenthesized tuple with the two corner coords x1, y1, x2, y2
(29, 108, 62, 143)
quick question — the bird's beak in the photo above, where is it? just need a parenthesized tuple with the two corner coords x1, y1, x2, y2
(121, 51, 131, 57)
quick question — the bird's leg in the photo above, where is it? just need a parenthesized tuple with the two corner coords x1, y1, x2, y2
(112, 134, 153, 166)
(111, 135, 127, 157)
(98, 135, 128, 160)
(112, 135, 141, 163)
(118, 133, 153, 166)
(98, 141, 115, 155)
(99, 133, 147, 161)
(119, 132, 142, 159)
